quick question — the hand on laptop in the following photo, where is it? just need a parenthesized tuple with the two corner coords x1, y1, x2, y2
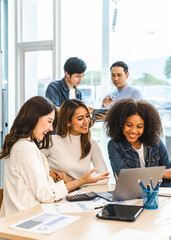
(163, 169, 171, 179)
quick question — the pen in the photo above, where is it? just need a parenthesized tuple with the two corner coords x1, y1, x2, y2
(147, 184, 150, 191)
(154, 180, 162, 191)
(146, 184, 151, 204)
(150, 178, 154, 190)
(94, 205, 105, 210)
(138, 179, 147, 190)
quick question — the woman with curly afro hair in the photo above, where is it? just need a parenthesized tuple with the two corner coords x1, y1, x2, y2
(104, 98, 171, 187)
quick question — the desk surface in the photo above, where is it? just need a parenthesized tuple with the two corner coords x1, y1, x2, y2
(0, 184, 171, 240)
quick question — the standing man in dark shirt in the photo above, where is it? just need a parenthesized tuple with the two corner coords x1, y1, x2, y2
(46, 57, 87, 107)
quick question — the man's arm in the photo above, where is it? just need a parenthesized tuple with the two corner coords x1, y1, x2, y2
(45, 83, 60, 107)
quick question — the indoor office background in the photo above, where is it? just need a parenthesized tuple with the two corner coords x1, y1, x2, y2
(1, 0, 171, 187)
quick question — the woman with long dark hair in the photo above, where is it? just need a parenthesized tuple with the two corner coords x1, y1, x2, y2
(42, 99, 109, 184)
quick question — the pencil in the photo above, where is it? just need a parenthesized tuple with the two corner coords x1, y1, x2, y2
(94, 205, 105, 210)
(150, 178, 154, 190)
(138, 179, 147, 190)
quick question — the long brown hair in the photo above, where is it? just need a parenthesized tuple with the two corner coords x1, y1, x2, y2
(57, 99, 91, 159)
(0, 96, 58, 159)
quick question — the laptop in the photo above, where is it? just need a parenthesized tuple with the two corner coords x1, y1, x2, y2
(97, 166, 165, 201)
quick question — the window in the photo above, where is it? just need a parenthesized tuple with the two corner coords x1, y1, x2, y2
(16, 0, 54, 107)
(18, 0, 53, 42)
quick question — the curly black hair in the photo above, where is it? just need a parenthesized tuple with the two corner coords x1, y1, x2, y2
(104, 98, 163, 146)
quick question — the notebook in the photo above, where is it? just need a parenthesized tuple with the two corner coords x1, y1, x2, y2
(97, 166, 165, 201)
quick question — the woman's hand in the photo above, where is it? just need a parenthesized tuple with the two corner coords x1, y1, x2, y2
(80, 168, 110, 184)
(56, 171, 73, 183)
(163, 169, 171, 179)
(49, 169, 60, 182)
(49, 169, 72, 183)
(65, 169, 109, 192)
(66, 168, 109, 192)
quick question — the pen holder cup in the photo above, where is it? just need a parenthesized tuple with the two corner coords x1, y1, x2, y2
(143, 189, 159, 210)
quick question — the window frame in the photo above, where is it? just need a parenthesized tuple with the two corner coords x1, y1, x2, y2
(15, 0, 62, 110)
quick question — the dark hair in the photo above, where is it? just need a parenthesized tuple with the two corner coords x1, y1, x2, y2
(57, 99, 91, 159)
(110, 61, 128, 74)
(0, 96, 58, 159)
(64, 57, 87, 76)
(104, 98, 163, 146)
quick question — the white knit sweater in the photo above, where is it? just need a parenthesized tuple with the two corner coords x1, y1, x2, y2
(41, 134, 108, 184)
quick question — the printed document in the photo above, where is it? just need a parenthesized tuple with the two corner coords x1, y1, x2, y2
(11, 212, 80, 234)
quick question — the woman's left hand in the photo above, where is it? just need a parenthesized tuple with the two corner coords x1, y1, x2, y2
(80, 168, 110, 184)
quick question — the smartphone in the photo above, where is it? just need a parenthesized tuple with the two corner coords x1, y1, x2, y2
(92, 108, 108, 117)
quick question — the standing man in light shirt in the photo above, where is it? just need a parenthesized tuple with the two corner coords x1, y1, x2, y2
(46, 57, 87, 108)
(92, 61, 143, 121)
(102, 61, 143, 108)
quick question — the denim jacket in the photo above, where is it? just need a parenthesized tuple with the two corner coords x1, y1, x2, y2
(108, 138, 171, 187)
(45, 78, 82, 107)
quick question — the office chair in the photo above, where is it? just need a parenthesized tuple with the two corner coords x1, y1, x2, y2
(0, 189, 3, 208)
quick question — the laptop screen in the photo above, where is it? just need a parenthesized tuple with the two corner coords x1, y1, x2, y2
(97, 166, 165, 201)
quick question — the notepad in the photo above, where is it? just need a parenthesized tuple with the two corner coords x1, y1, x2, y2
(159, 187, 171, 197)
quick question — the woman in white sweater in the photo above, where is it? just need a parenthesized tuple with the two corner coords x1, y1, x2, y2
(41, 99, 109, 184)
(0, 96, 109, 216)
